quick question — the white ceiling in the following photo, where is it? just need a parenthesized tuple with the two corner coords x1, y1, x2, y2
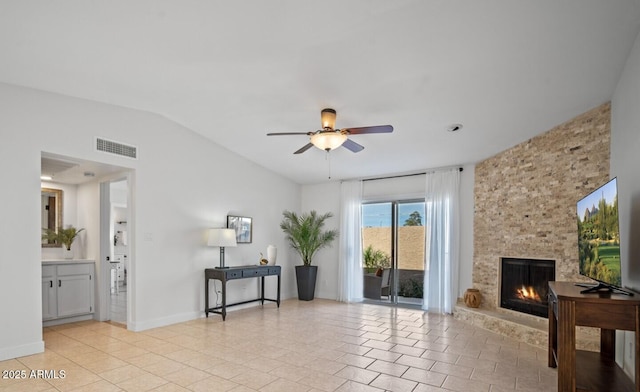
(41, 152, 128, 185)
(4, 1, 640, 184)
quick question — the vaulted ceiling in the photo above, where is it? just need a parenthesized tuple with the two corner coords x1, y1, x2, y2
(3, 1, 640, 184)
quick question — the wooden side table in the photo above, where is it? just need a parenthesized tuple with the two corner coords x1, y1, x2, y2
(548, 281, 640, 391)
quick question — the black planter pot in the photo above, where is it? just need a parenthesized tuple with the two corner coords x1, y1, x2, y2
(295, 265, 318, 301)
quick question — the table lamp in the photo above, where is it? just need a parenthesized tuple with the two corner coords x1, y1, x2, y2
(207, 228, 237, 269)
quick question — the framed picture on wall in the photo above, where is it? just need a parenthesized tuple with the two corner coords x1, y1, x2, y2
(227, 215, 252, 243)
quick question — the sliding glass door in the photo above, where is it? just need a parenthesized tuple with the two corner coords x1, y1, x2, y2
(395, 201, 425, 306)
(362, 200, 425, 306)
(362, 202, 393, 303)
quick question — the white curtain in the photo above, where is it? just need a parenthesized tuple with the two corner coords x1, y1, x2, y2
(338, 180, 364, 302)
(423, 169, 461, 313)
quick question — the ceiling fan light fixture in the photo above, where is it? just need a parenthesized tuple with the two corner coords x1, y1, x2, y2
(310, 131, 347, 151)
(320, 108, 337, 130)
(267, 107, 392, 154)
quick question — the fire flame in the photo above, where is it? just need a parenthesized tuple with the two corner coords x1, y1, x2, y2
(516, 285, 541, 302)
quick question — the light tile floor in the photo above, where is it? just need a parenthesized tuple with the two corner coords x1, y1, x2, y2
(0, 299, 557, 391)
(110, 284, 127, 325)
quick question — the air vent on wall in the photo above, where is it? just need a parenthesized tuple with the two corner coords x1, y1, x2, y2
(96, 137, 137, 159)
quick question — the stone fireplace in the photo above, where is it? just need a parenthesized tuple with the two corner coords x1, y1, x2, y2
(456, 103, 611, 348)
(500, 258, 555, 318)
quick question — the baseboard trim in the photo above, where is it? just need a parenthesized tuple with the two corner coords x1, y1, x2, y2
(127, 311, 200, 332)
(0, 340, 44, 361)
(43, 314, 94, 327)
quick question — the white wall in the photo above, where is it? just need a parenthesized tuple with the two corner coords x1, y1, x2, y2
(300, 182, 342, 299)
(0, 112, 44, 360)
(611, 28, 640, 379)
(0, 83, 300, 360)
(76, 180, 103, 317)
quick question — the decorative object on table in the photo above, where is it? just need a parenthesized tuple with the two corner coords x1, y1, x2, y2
(42, 225, 85, 259)
(259, 253, 268, 265)
(207, 228, 237, 269)
(279, 210, 338, 301)
(227, 215, 252, 243)
(464, 288, 482, 308)
(267, 245, 277, 265)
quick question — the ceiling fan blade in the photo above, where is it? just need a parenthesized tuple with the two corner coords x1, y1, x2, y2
(342, 138, 364, 153)
(344, 125, 393, 135)
(294, 143, 314, 154)
(267, 132, 313, 136)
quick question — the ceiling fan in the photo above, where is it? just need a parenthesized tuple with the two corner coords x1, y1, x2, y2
(267, 108, 393, 154)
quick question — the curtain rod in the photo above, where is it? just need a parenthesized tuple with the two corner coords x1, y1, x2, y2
(362, 167, 463, 182)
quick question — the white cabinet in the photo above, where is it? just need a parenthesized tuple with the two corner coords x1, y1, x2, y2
(41, 262, 95, 323)
(56, 263, 94, 317)
(41, 266, 57, 320)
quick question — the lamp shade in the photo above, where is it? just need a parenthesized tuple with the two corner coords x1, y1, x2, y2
(310, 132, 347, 151)
(207, 228, 237, 247)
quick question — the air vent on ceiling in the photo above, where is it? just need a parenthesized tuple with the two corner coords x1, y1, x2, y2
(96, 137, 137, 159)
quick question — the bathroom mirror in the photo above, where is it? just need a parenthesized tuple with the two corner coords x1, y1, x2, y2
(41, 188, 63, 247)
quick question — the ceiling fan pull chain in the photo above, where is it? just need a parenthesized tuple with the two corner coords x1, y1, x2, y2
(326, 150, 331, 179)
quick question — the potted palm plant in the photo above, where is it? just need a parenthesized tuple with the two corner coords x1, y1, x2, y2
(43, 226, 85, 259)
(280, 210, 338, 301)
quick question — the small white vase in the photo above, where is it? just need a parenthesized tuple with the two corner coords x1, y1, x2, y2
(267, 245, 277, 265)
(63, 248, 73, 259)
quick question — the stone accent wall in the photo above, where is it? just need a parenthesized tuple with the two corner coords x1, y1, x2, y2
(473, 103, 611, 309)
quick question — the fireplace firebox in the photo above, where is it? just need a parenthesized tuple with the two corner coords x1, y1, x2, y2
(500, 258, 555, 318)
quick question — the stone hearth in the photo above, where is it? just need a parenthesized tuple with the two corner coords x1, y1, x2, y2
(454, 302, 548, 348)
(454, 301, 599, 351)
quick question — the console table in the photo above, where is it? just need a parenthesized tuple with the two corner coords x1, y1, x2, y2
(205, 265, 281, 320)
(548, 281, 640, 391)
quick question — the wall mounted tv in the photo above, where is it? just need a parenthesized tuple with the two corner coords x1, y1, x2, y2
(576, 177, 632, 295)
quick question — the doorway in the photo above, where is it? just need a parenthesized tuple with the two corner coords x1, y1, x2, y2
(100, 178, 131, 326)
(362, 200, 425, 307)
(41, 152, 133, 327)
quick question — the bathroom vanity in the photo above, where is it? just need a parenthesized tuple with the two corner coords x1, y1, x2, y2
(42, 260, 95, 326)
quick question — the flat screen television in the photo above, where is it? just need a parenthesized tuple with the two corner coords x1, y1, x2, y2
(576, 177, 632, 295)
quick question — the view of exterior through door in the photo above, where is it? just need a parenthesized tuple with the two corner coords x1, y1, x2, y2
(101, 178, 129, 326)
(362, 200, 425, 306)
